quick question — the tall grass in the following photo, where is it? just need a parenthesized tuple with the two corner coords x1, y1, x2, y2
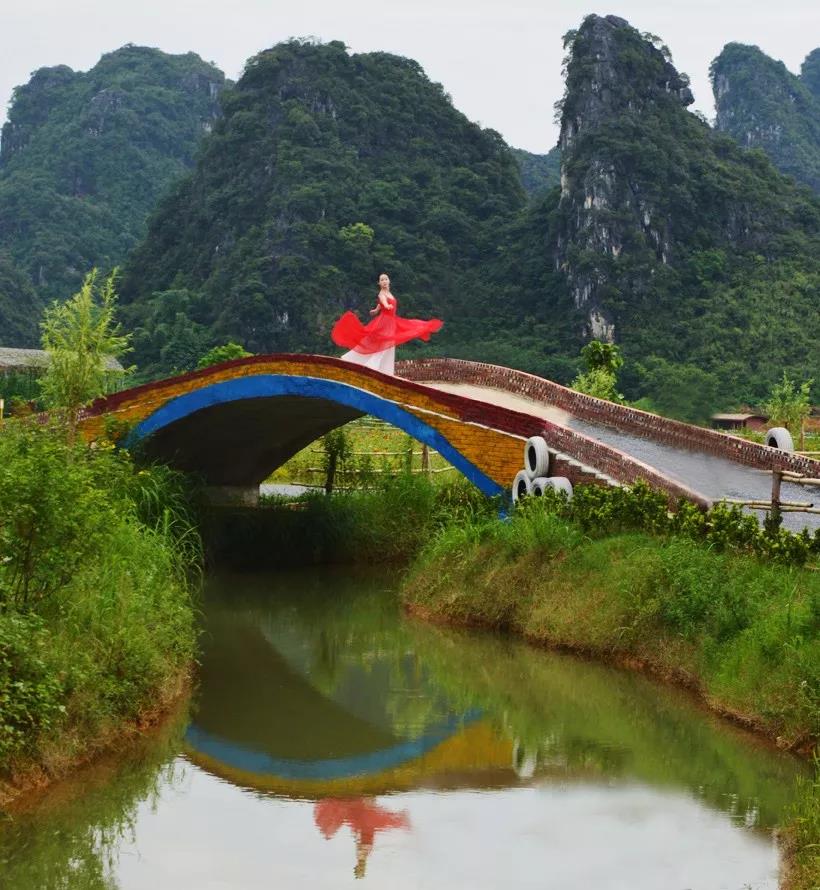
(782, 760, 820, 890)
(0, 420, 199, 783)
(205, 475, 498, 568)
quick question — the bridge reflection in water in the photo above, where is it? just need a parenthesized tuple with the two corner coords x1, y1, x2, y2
(0, 566, 808, 888)
(180, 567, 806, 880)
(183, 568, 521, 876)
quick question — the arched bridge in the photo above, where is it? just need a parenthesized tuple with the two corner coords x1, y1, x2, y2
(80, 354, 820, 522)
(81, 355, 541, 501)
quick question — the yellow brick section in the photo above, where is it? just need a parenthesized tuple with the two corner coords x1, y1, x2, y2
(186, 721, 513, 800)
(403, 407, 523, 488)
(80, 358, 526, 488)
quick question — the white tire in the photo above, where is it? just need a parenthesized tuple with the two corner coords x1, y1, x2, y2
(545, 476, 573, 499)
(512, 470, 533, 503)
(531, 476, 551, 496)
(524, 436, 550, 479)
(765, 427, 794, 452)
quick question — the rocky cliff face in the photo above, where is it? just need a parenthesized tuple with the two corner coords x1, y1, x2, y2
(554, 15, 694, 340)
(0, 45, 225, 319)
(543, 15, 820, 402)
(711, 43, 820, 193)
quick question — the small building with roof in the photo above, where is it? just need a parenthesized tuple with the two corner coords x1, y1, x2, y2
(0, 347, 126, 409)
(711, 412, 768, 433)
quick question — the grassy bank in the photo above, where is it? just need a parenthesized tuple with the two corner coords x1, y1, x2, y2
(400, 490, 819, 887)
(402, 502, 819, 743)
(0, 698, 190, 888)
(0, 421, 199, 803)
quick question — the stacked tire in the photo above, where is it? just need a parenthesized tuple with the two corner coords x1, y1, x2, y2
(511, 436, 573, 504)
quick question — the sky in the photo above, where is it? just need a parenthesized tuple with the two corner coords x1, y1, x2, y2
(2, 0, 819, 153)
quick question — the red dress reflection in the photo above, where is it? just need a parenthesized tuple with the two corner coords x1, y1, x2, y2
(314, 797, 410, 879)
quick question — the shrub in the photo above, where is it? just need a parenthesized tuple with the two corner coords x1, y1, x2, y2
(533, 481, 820, 566)
(0, 615, 63, 759)
(0, 419, 199, 767)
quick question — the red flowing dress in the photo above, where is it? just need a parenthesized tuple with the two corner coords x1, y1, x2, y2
(331, 295, 443, 375)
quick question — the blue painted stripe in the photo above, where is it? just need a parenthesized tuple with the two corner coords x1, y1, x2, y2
(126, 374, 503, 496)
(184, 712, 481, 781)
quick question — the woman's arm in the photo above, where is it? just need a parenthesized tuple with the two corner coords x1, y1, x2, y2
(370, 292, 391, 315)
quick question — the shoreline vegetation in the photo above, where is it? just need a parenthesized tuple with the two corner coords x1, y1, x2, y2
(394, 481, 819, 890)
(2, 446, 818, 885)
(0, 420, 200, 807)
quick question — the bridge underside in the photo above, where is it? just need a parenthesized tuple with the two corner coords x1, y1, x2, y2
(140, 396, 364, 486)
(85, 359, 529, 498)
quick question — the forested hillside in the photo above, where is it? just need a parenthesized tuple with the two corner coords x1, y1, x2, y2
(0, 45, 225, 343)
(120, 24, 820, 409)
(711, 43, 820, 193)
(119, 40, 528, 375)
(2, 23, 818, 416)
(543, 15, 820, 408)
(511, 147, 561, 197)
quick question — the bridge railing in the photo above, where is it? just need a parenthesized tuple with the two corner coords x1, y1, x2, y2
(397, 358, 820, 480)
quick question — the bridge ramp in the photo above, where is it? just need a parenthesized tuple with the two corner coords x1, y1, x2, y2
(407, 372, 820, 533)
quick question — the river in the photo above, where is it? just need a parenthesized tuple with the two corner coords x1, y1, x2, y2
(0, 566, 808, 888)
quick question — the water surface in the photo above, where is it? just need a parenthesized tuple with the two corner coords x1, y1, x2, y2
(0, 567, 807, 888)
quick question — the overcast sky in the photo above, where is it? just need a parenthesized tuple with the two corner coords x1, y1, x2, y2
(2, 0, 819, 152)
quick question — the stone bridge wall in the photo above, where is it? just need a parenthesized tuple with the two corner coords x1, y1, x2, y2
(397, 358, 820, 479)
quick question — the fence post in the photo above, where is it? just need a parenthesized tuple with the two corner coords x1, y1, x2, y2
(421, 442, 430, 475)
(770, 469, 783, 528)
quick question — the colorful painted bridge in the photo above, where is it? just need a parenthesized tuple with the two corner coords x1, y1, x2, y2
(81, 354, 541, 502)
(81, 354, 820, 518)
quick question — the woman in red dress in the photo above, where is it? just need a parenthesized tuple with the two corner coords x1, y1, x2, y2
(331, 274, 443, 375)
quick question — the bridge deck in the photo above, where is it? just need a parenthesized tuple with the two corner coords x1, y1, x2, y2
(428, 381, 820, 533)
(83, 353, 820, 531)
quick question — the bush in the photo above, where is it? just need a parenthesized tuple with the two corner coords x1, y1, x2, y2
(0, 615, 63, 759)
(0, 419, 199, 768)
(532, 480, 820, 566)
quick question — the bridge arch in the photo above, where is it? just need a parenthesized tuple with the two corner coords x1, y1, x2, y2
(125, 373, 504, 496)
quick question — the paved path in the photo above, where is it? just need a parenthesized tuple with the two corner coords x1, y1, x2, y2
(432, 383, 819, 533)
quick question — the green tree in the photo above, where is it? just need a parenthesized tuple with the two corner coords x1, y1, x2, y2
(196, 342, 253, 369)
(633, 357, 722, 423)
(338, 222, 375, 251)
(39, 268, 130, 435)
(572, 340, 623, 401)
(321, 427, 350, 494)
(580, 340, 624, 374)
(571, 366, 622, 401)
(763, 373, 813, 449)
